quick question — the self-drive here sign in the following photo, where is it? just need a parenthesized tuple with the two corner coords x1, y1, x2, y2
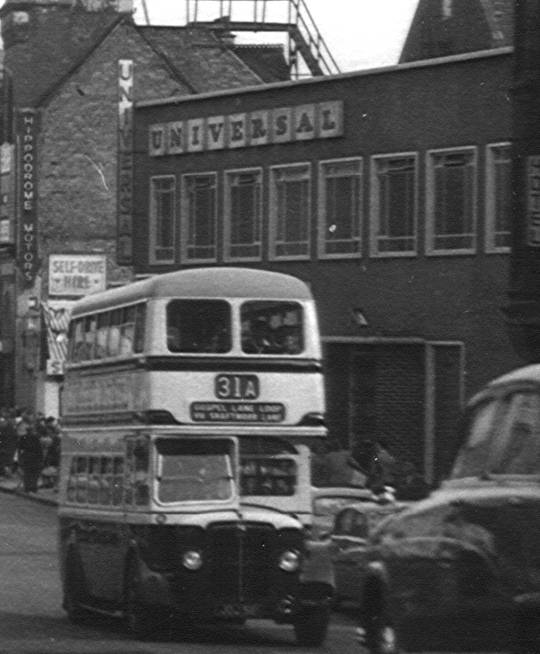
(49, 254, 107, 297)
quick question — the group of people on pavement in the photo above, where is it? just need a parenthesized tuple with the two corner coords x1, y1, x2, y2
(0, 408, 61, 493)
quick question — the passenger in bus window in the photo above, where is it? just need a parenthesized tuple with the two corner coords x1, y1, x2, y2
(167, 326, 181, 352)
(112, 457, 124, 505)
(242, 317, 275, 353)
(204, 326, 230, 353)
(108, 326, 121, 357)
(277, 326, 302, 354)
(119, 324, 134, 356)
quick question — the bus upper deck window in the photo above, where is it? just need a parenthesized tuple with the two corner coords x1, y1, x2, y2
(241, 301, 304, 355)
(166, 300, 231, 354)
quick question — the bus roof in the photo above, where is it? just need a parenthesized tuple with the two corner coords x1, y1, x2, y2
(70, 267, 313, 317)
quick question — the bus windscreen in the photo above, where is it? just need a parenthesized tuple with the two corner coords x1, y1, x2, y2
(155, 438, 234, 503)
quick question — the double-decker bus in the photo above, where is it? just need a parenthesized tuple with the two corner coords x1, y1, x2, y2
(58, 267, 333, 645)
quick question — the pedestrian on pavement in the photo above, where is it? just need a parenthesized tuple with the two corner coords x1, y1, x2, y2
(17, 410, 44, 493)
(0, 409, 9, 474)
(41, 416, 61, 489)
(0, 408, 18, 476)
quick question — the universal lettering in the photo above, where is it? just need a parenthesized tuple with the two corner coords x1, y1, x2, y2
(149, 101, 343, 156)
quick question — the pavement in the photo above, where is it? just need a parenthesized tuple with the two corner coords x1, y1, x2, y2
(0, 473, 58, 506)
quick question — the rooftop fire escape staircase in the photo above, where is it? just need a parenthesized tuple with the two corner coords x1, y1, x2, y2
(183, 0, 341, 78)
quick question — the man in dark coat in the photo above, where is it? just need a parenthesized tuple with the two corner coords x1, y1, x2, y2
(17, 411, 44, 493)
(0, 409, 18, 476)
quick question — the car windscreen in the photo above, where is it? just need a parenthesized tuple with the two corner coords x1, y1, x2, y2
(156, 439, 234, 503)
(452, 391, 540, 477)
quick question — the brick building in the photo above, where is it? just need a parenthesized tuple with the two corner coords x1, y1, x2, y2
(0, 0, 276, 415)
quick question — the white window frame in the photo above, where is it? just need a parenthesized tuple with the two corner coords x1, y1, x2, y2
(180, 171, 218, 264)
(149, 175, 176, 265)
(269, 162, 311, 261)
(426, 146, 477, 256)
(485, 141, 511, 254)
(318, 157, 363, 259)
(370, 152, 418, 258)
(223, 167, 263, 262)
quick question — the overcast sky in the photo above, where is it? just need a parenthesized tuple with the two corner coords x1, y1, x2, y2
(133, 0, 419, 72)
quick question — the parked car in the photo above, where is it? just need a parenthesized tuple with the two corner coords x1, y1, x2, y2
(358, 364, 540, 654)
(330, 500, 409, 606)
(311, 486, 376, 539)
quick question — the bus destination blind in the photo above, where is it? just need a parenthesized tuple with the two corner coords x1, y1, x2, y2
(190, 402, 285, 423)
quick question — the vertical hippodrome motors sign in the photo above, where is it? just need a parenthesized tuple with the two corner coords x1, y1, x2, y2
(117, 59, 133, 265)
(18, 109, 39, 285)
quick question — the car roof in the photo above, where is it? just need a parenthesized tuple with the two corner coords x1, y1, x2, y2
(467, 364, 540, 406)
(486, 364, 540, 387)
(335, 499, 408, 514)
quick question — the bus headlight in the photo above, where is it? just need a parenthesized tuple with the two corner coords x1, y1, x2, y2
(278, 549, 300, 572)
(182, 550, 203, 571)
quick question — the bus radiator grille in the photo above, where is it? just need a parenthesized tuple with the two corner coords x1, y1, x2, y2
(207, 522, 274, 606)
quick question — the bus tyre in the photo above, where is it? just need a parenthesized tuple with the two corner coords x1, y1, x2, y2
(293, 605, 330, 647)
(124, 562, 159, 640)
(63, 553, 90, 625)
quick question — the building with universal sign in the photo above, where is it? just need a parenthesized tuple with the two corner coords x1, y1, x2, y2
(130, 40, 522, 485)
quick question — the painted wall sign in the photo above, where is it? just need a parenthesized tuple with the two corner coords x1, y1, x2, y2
(149, 100, 344, 157)
(528, 155, 540, 246)
(49, 254, 107, 296)
(117, 59, 133, 265)
(18, 110, 39, 285)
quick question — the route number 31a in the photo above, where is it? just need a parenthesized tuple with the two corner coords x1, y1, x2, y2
(215, 374, 260, 400)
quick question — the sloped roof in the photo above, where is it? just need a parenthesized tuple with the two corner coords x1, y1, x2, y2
(233, 44, 290, 83)
(138, 26, 264, 93)
(400, 0, 513, 63)
(5, 9, 123, 106)
(2, 11, 265, 108)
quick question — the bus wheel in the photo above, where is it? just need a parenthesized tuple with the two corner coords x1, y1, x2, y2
(63, 553, 90, 624)
(124, 561, 159, 640)
(293, 605, 330, 647)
